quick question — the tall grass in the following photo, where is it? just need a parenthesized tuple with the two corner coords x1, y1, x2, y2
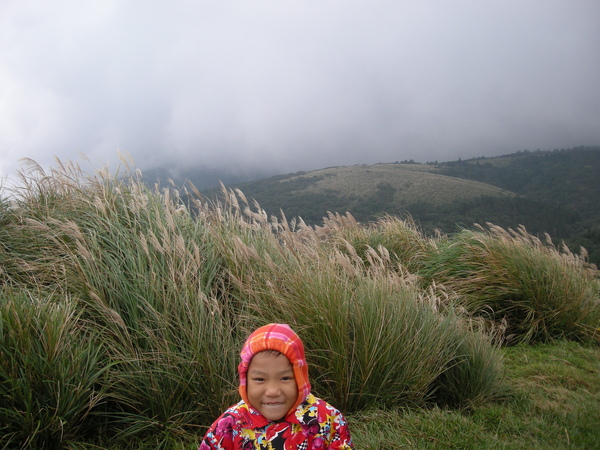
(0, 288, 110, 448)
(318, 213, 438, 274)
(0, 157, 596, 447)
(2, 159, 241, 446)
(214, 199, 502, 411)
(420, 224, 600, 344)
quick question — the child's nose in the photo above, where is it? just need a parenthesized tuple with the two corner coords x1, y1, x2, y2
(265, 383, 281, 396)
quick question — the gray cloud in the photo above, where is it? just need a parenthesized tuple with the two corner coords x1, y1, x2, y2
(1, 0, 599, 182)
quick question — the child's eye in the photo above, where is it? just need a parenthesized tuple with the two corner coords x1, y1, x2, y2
(253, 377, 265, 382)
(281, 376, 292, 381)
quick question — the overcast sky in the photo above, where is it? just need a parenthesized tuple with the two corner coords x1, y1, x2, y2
(1, 0, 599, 183)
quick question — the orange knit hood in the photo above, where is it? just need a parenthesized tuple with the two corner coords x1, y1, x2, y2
(238, 323, 311, 417)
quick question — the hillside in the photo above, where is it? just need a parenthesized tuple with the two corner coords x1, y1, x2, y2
(208, 146, 600, 264)
(210, 164, 515, 223)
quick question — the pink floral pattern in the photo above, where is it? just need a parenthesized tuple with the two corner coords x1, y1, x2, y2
(200, 394, 354, 449)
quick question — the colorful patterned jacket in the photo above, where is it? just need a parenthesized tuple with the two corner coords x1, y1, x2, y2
(199, 394, 354, 449)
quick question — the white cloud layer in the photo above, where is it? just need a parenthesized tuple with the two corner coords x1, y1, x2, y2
(1, 0, 599, 181)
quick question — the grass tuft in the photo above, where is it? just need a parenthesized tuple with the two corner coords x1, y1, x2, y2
(420, 224, 600, 344)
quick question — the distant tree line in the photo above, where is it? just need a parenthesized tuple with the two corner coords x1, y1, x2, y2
(433, 146, 600, 263)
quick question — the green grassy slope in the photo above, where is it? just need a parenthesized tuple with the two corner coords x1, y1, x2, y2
(281, 164, 513, 205)
(348, 340, 600, 449)
(211, 164, 516, 224)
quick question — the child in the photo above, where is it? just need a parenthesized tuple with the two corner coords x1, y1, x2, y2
(200, 323, 355, 449)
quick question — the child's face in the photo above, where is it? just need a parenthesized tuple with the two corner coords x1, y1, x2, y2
(247, 351, 298, 421)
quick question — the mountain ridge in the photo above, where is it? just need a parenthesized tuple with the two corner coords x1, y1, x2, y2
(205, 146, 600, 264)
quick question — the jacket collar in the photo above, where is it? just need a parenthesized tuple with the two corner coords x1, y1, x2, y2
(236, 394, 318, 429)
